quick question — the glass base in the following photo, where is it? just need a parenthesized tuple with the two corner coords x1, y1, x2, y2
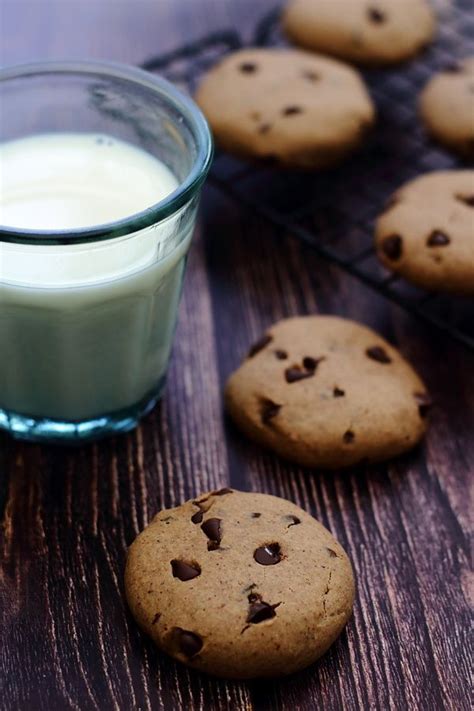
(0, 378, 165, 444)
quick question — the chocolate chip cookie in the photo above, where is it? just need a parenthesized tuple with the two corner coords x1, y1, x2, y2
(195, 48, 375, 168)
(225, 316, 430, 469)
(419, 58, 474, 158)
(125, 488, 355, 678)
(376, 171, 474, 295)
(283, 0, 436, 66)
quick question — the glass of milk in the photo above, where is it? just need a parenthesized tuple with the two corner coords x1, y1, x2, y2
(0, 61, 213, 442)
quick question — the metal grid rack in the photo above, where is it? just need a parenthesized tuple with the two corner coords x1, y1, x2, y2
(142, 2, 474, 351)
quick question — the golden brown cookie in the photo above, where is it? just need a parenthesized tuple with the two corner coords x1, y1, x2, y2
(195, 48, 375, 168)
(125, 488, 355, 678)
(375, 171, 474, 295)
(419, 58, 474, 158)
(225, 316, 430, 469)
(283, 0, 436, 65)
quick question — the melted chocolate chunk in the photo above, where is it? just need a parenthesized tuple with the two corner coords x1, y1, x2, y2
(171, 559, 201, 581)
(260, 398, 282, 425)
(247, 600, 277, 624)
(285, 367, 314, 383)
(191, 509, 204, 524)
(176, 629, 203, 658)
(326, 548, 337, 558)
(239, 62, 257, 74)
(275, 349, 288, 360)
(152, 613, 161, 625)
(286, 515, 301, 527)
(456, 194, 474, 207)
(201, 518, 222, 550)
(282, 105, 303, 116)
(248, 334, 272, 357)
(427, 230, 450, 247)
(414, 392, 433, 418)
(254, 543, 282, 565)
(251, 512, 261, 518)
(333, 387, 345, 398)
(367, 6, 386, 23)
(366, 346, 392, 364)
(343, 430, 355, 444)
(382, 234, 403, 261)
(285, 367, 308, 383)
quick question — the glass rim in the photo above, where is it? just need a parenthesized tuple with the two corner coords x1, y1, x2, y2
(0, 59, 213, 246)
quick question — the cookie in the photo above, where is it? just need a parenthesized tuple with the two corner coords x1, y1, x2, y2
(195, 48, 375, 169)
(376, 171, 474, 295)
(225, 316, 430, 469)
(125, 488, 355, 678)
(283, 0, 436, 66)
(419, 58, 474, 158)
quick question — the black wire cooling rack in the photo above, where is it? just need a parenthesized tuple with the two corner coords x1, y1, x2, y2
(142, 2, 474, 351)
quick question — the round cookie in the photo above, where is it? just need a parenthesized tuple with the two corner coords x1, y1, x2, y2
(225, 316, 430, 469)
(195, 48, 375, 169)
(375, 171, 474, 295)
(125, 488, 355, 679)
(419, 58, 474, 158)
(283, 0, 436, 66)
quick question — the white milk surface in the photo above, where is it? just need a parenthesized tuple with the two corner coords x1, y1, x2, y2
(0, 133, 178, 230)
(0, 133, 193, 423)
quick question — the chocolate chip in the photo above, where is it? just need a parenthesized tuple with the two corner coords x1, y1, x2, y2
(333, 387, 345, 398)
(260, 398, 282, 426)
(414, 392, 433, 418)
(201, 518, 222, 550)
(251, 512, 261, 518)
(326, 548, 337, 557)
(171, 559, 201, 581)
(259, 123, 272, 135)
(286, 515, 301, 527)
(381, 234, 403, 261)
(275, 349, 288, 360)
(240, 62, 257, 74)
(456, 194, 474, 207)
(302, 356, 319, 371)
(247, 599, 277, 624)
(191, 509, 204, 524)
(427, 230, 450, 247)
(176, 629, 203, 658)
(366, 346, 392, 364)
(152, 613, 161, 625)
(285, 366, 315, 383)
(254, 543, 282, 565)
(343, 430, 355, 444)
(282, 106, 303, 116)
(248, 334, 272, 357)
(367, 6, 386, 23)
(303, 70, 320, 82)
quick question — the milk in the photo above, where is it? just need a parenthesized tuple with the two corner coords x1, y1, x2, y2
(0, 133, 195, 427)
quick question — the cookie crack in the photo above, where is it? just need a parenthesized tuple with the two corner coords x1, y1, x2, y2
(322, 569, 333, 617)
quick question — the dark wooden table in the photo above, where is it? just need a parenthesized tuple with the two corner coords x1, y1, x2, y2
(0, 1, 472, 709)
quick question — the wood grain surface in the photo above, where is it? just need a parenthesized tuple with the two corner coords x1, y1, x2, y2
(0, 1, 472, 710)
